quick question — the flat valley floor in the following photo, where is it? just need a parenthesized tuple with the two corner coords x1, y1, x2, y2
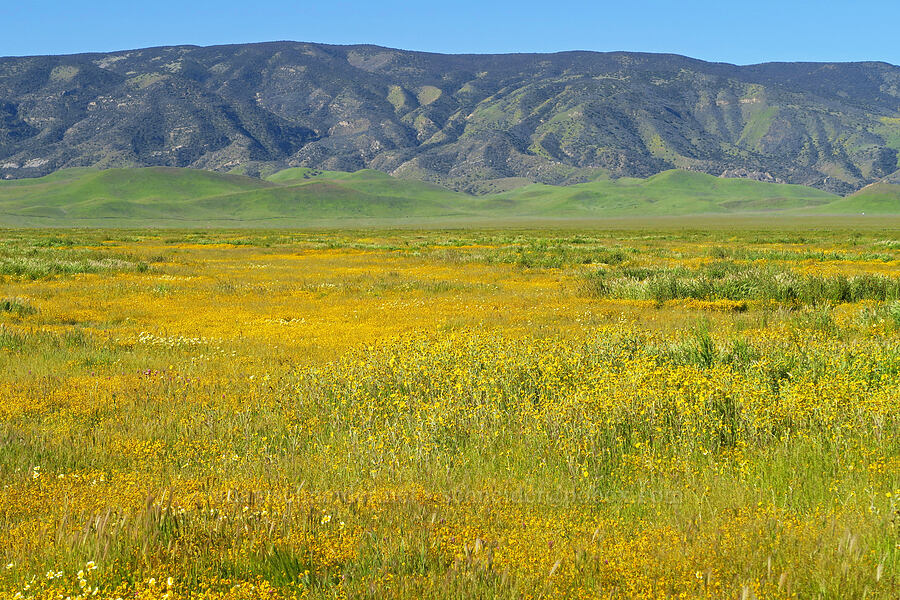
(1, 227, 899, 599)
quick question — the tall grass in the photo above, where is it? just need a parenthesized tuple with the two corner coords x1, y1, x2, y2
(0, 297, 36, 317)
(582, 262, 900, 304)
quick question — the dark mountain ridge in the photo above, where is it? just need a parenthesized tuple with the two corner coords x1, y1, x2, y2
(1, 41, 899, 194)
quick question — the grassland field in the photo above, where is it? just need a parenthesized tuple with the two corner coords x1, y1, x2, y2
(1, 167, 899, 228)
(1, 226, 899, 599)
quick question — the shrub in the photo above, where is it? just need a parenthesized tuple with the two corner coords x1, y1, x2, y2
(0, 297, 36, 317)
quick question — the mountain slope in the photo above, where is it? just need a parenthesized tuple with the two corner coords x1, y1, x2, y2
(0, 42, 899, 194)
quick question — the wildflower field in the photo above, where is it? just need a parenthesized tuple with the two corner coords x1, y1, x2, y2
(1, 226, 899, 599)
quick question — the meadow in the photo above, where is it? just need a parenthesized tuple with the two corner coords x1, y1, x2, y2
(1, 226, 899, 599)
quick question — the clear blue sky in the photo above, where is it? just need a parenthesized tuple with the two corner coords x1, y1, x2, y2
(5, 1, 899, 66)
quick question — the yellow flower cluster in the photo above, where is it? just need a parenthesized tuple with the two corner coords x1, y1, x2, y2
(0, 229, 898, 598)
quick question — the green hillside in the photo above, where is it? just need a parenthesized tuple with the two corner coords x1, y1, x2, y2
(0, 167, 274, 219)
(264, 167, 355, 184)
(482, 170, 839, 217)
(0, 167, 471, 226)
(2, 166, 897, 227)
(816, 182, 900, 214)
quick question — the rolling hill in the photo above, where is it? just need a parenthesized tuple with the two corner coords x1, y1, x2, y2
(2, 165, 896, 227)
(822, 181, 900, 214)
(0, 167, 469, 225)
(477, 170, 841, 217)
(1, 42, 900, 195)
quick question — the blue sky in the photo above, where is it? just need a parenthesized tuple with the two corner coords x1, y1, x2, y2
(5, 1, 899, 65)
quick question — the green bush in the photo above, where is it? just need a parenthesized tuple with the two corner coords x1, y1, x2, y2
(0, 297, 36, 317)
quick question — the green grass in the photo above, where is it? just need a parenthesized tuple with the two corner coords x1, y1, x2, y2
(0, 167, 272, 204)
(0, 242, 150, 279)
(581, 262, 900, 305)
(263, 167, 356, 184)
(0, 297, 36, 317)
(822, 182, 900, 214)
(873, 117, 900, 166)
(738, 106, 779, 148)
(0, 167, 471, 226)
(481, 170, 839, 216)
(0, 166, 896, 227)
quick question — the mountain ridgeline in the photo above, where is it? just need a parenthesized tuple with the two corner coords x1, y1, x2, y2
(1, 41, 900, 195)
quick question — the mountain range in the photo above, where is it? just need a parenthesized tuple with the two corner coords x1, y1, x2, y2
(1, 41, 900, 195)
